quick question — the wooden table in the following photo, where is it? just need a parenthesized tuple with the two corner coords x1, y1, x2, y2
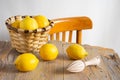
(0, 40, 120, 80)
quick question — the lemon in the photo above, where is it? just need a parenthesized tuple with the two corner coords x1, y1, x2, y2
(11, 20, 21, 28)
(66, 44, 88, 59)
(40, 43, 58, 60)
(20, 16, 38, 30)
(34, 15, 49, 28)
(14, 53, 39, 72)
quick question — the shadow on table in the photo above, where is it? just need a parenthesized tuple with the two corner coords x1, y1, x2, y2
(0, 63, 18, 73)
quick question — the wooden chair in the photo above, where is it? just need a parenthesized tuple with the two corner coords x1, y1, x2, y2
(49, 16, 92, 44)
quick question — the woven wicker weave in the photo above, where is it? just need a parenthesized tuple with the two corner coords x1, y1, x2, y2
(5, 15, 54, 53)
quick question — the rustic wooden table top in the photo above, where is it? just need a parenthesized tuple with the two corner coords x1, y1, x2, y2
(0, 40, 120, 80)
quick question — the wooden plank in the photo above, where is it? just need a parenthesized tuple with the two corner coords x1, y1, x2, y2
(63, 43, 88, 80)
(0, 41, 19, 80)
(48, 41, 64, 80)
(82, 45, 120, 80)
(0, 41, 120, 80)
(0, 41, 64, 80)
(62, 42, 120, 80)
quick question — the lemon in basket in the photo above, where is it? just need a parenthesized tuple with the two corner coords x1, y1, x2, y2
(34, 15, 49, 28)
(66, 44, 88, 59)
(14, 53, 39, 72)
(11, 20, 21, 28)
(39, 43, 58, 60)
(20, 16, 38, 30)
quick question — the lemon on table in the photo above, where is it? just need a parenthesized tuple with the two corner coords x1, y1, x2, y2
(34, 15, 49, 28)
(39, 43, 58, 60)
(14, 53, 39, 72)
(20, 16, 38, 30)
(66, 44, 88, 59)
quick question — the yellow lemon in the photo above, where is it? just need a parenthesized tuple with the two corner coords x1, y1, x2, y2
(34, 15, 49, 28)
(14, 53, 39, 72)
(20, 16, 38, 30)
(66, 44, 88, 59)
(11, 20, 21, 28)
(40, 43, 58, 60)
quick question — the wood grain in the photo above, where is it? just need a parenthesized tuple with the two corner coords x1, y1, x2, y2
(68, 31, 72, 42)
(49, 16, 92, 44)
(50, 34, 54, 40)
(50, 17, 92, 34)
(0, 41, 120, 80)
(62, 32, 66, 42)
(76, 30, 82, 44)
(56, 33, 60, 41)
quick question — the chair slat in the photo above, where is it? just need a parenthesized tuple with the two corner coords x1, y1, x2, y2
(56, 33, 60, 40)
(68, 31, 73, 42)
(49, 17, 92, 43)
(62, 32, 66, 42)
(76, 30, 82, 44)
(50, 34, 54, 40)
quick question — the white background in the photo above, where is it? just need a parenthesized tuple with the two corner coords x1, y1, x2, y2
(0, 0, 120, 56)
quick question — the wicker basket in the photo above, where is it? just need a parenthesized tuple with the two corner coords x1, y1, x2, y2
(5, 15, 54, 53)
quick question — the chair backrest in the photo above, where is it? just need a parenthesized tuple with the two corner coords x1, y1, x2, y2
(49, 16, 92, 44)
